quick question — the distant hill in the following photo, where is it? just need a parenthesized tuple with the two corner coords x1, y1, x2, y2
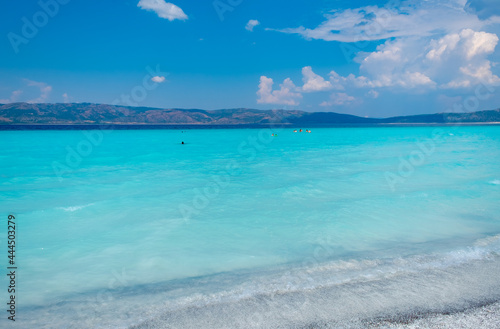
(0, 103, 500, 125)
(378, 110, 500, 124)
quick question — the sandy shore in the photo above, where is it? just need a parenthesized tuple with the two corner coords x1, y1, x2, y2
(366, 302, 500, 329)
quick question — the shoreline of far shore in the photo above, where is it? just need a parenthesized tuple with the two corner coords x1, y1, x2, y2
(1, 122, 500, 130)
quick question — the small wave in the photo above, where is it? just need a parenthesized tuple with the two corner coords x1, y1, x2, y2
(474, 234, 500, 247)
(131, 252, 500, 329)
(152, 237, 500, 312)
(58, 203, 94, 212)
(16, 234, 500, 329)
(490, 179, 500, 185)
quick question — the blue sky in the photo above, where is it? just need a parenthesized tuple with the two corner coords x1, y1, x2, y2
(1, 0, 500, 117)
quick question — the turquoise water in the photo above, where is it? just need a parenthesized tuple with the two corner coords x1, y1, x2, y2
(1, 126, 500, 328)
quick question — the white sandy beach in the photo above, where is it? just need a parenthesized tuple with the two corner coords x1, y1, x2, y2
(368, 302, 500, 329)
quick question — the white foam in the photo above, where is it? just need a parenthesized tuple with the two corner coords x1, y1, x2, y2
(490, 179, 500, 185)
(58, 203, 94, 212)
(474, 234, 500, 247)
(11, 235, 500, 329)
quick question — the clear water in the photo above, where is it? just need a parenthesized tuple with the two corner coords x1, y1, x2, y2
(1, 126, 500, 328)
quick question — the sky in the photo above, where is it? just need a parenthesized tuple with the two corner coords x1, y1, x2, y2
(1, 0, 500, 117)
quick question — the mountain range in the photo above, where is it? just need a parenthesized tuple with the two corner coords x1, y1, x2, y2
(1, 103, 500, 126)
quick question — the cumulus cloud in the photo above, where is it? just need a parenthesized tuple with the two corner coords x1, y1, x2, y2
(257, 76, 302, 106)
(261, 0, 500, 108)
(461, 29, 498, 59)
(426, 29, 500, 87)
(151, 76, 166, 83)
(0, 90, 22, 104)
(444, 61, 500, 88)
(302, 66, 333, 92)
(324, 28, 498, 90)
(261, 25, 499, 107)
(245, 20, 260, 32)
(350, 38, 438, 89)
(138, 0, 188, 21)
(426, 33, 461, 61)
(271, 0, 494, 42)
(25, 79, 52, 103)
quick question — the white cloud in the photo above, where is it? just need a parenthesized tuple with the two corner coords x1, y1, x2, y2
(321, 39, 437, 90)
(400, 72, 437, 88)
(263, 25, 499, 105)
(367, 90, 379, 98)
(302, 66, 333, 92)
(320, 93, 356, 106)
(335, 28, 498, 90)
(262, 0, 500, 110)
(151, 76, 166, 83)
(1, 80, 53, 104)
(245, 20, 260, 32)
(0, 90, 22, 103)
(445, 61, 500, 87)
(62, 93, 70, 103)
(352, 38, 438, 88)
(138, 0, 187, 21)
(257, 76, 302, 106)
(25, 79, 52, 103)
(426, 33, 461, 60)
(426, 29, 500, 87)
(271, 0, 493, 42)
(461, 29, 498, 58)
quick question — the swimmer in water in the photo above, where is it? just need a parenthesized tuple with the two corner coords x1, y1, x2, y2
(181, 141, 185, 144)
(293, 130, 297, 133)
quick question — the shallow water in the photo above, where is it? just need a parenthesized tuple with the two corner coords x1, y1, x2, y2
(1, 126, 500, 328)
